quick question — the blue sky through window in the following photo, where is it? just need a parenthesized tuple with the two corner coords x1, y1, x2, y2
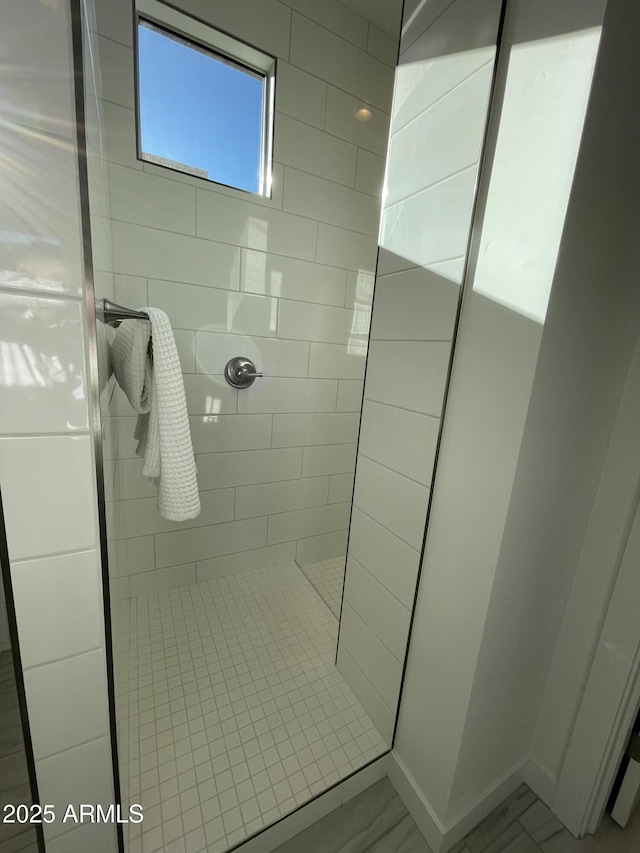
(138, 22, 265, 193)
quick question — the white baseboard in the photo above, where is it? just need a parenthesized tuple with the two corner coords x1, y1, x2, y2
(520, 757, 556, 805)
(388, 753, 527, 853)
(387, 753, 448, 852)
(230, 750, 554, 853)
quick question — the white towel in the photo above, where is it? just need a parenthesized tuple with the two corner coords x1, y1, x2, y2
(111, 307, 201, 522)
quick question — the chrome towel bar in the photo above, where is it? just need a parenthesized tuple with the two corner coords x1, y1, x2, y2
(98, 298, 149, 327)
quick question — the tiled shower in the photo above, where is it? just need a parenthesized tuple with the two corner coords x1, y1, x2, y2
(2, 0, 630, 850)
(97, 0, 395, 600)
(89, 0, 403, 850)
(0, 0, 508, 844)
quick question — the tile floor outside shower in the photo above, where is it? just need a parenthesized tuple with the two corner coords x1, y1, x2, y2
(272, 777, 640, 853)
(113, 561, 388, 853)
(0, 651, 37, 853)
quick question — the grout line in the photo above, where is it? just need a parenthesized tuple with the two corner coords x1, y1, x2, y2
(357, 449, 432, 490)
(9, 544, 101, 566)
(347, 550, 412, 612)
(34, 733, 112, 767)
(94, 28, 395, 121)
(282, 120, 382, 178)
(280, 162, 288, 222)
(114, 217, 376, 281)
(194, 178, 198, 236)
(22, 645, 104, 675)
(286, 7, 393, 82)
(98, 94, 136, 111)
(378, 253, 466, 274)
(282, 163, 381, 210)
(392, 56, 495, 137)
(352, 504, 421, 554)
(0, 285, 86, 304)
(370, 337, 453, 343)
(115, 408, 360, 424)
(116, 476, 344, 502)
(385, 162, 478, 210)
(286, 3, 293, 63)
(0, 429, 92, 440)
(341, 590, 405, 666)
(0, 113, 78, 145)
(95, 32, 132, 50)
(338, 642, 395, 715)
(108, 162, 380, 238)
(362, 395, 443, 420)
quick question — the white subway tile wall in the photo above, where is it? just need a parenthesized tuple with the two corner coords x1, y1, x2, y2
(24, 649, 111, 761)
(35, 737, 116, 841)
(10, 550, 105, 669)
(93, 0, 398, 595)
(0, 295, 89, 435)
(0, 5, 118, 850)
(337, 0, 499, 742)
(366, 24, 398, 68)
(1, 1, 76, 141)
(0, 120, 84, 296)
(297, 530, 349, 568)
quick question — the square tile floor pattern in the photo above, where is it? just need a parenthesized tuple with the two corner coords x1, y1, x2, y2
(299, 557, 345, 619)
(112, 562, 388, 853)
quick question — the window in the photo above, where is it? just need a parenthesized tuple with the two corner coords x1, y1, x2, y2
(135, 0, 275, 196)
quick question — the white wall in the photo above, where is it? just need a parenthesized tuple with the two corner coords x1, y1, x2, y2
(392, 0, 607, 844)
(549, 337, 640, 835)
(337, 0, 502, 746)
(0, 1, 117, 850)
(526, 0, 640, 799)
(93, 0, 399, 597)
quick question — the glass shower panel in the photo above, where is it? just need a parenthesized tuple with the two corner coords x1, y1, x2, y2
(337, 0, 506, 744)
(84, 0, 403, 850)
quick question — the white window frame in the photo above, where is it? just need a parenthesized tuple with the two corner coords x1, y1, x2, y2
(135, 0, 276, 196)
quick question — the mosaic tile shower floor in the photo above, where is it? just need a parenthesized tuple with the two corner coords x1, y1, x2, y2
(113, 562, 388, 853)
(299, 557, 345, 618)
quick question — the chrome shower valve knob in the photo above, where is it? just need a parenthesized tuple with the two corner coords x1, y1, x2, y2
(224, 357, 263, 388)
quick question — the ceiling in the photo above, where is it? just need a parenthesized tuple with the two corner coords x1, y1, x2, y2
(339, 0, 404, 36)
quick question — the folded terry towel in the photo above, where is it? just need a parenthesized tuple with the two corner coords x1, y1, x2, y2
(111, 307, 200, 522)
